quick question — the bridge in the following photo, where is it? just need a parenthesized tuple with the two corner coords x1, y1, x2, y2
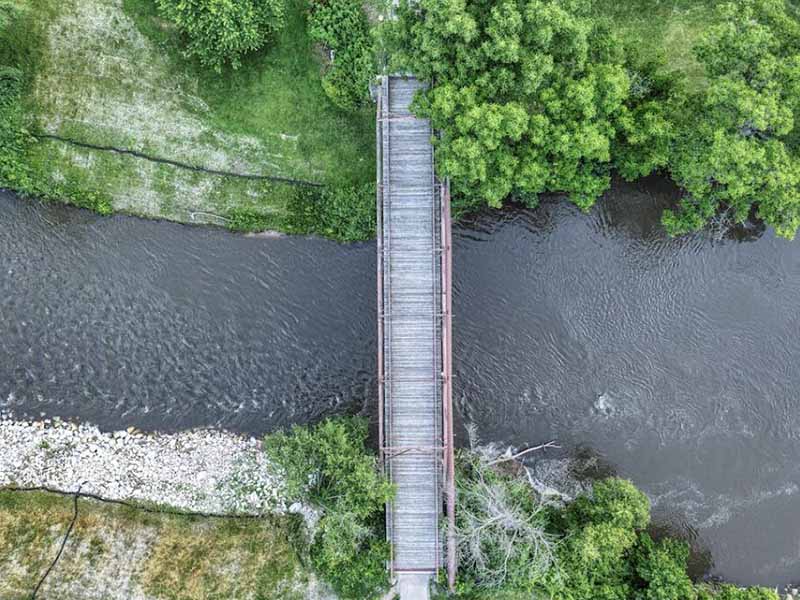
(376, 75, 456, 598)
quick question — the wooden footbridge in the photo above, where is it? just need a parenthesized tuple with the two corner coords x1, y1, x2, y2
(376, 75, 456, 597)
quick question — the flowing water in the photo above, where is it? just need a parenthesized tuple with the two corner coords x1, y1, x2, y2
(1, 182, 798, 586)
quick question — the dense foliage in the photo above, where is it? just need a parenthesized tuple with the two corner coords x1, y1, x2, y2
(663, 0, 800, 239)
(155, 0, 286, 72)
(391, 0, 800, 239)
(307, 0, 375, 109)
(286, 183, 376, 241)
(390, 0, 631, 210)
(264, 417, 392, 599)
(449, 458, 778, 600)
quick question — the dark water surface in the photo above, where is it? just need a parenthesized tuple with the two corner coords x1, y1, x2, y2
(2, 183, 799, 586)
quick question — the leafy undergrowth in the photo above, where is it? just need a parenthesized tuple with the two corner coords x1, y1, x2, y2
(0, 490, 327, 600)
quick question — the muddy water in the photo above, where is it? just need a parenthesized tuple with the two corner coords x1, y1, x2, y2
(1, 183, 799, 585)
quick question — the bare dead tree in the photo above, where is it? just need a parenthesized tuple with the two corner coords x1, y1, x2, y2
(455, 451, 558, 589)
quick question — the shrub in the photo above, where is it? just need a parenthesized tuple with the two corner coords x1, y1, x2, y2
(264, 417, 392, 599)
(286, 183, 376, 241)
(226, 207, 276, 232)
(155, 0, 286, 72)
(698, 585, 780, 600)
(0, 66, 33, 191)
(307, 0, 374, 110)
(0, 65, 21, 105)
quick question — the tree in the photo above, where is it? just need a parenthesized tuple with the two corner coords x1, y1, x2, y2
(453, 453, 556, 592)
(390, 0, 630, 211)
(664, 0, 800, 239)
(542, 478, 650, 600)
(156, 0, 286, 72)
(264, 417, 392, 599)
(632, 534, 696, 600)
(613, 51, 684, 182)
(307, 0, 375, 110)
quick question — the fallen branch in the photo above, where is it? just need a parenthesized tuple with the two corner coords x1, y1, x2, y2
(486, 441, 560, 467)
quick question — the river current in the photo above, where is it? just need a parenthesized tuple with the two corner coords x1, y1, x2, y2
(1, 181, 798, 586)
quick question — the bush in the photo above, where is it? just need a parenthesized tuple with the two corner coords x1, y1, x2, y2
(226, 207, 276, 232)
(264, 417, 392, 599)
(286, 183, 376, 241)
(698, 585, 780, 600)
(0, 65, 21, 105)
(0, 65, 33, 192)
(155, 0, 286, 72)
(307, 0, 374, 109)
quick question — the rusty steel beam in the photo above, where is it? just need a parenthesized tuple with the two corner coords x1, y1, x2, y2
(441, 178, 457, 591)
(376, 77, 385, 471)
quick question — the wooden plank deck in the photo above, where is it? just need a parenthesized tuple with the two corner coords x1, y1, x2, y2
(377, 74, 447, 585)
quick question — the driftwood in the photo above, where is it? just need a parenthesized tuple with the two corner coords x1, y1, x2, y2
(486, 441, 560, 467)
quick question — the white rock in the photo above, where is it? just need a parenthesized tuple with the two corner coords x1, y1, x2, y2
(0, 417, 285, 515)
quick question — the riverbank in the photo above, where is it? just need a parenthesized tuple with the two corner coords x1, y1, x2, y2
(0, 414, 282, 514)
(0, 488, 333, 600)
(0, 0, 375, 240)
(0, 415, 342, 598)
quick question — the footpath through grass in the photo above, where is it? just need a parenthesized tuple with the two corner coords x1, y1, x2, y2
(0, 489, 325, 600)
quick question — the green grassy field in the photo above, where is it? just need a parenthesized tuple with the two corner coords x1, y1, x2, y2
(592, 0, 717, 89)
(0, 490, 323, 600)
(121, 0, 375, 187)
(11, 0, 374, 229)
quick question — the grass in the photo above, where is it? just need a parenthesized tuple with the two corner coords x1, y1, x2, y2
(121, 0, 375, 187)
(0, 489, 319, 600)
(4, 0, 375, 231)
(591, 0, 718, 90)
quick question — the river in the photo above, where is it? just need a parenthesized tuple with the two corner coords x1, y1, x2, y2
(1, 182, 798, 586)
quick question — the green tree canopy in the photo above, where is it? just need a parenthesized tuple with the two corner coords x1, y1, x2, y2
(156, 0, 286, 72)
(307, 0, 375, 110)
(264, 417, 392, 599)
(664, 0, 800, 239)
(390, 0, 631, 210)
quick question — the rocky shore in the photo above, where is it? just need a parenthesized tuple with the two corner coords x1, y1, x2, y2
(0, 413, 283, 514)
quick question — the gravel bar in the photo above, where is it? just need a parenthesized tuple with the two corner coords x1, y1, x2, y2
(0, 413, 284, 514)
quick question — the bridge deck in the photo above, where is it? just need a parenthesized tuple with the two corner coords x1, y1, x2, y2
(377, 75, 451, 580)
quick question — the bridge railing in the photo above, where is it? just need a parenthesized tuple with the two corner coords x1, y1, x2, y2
(376, 75, 457, 590)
